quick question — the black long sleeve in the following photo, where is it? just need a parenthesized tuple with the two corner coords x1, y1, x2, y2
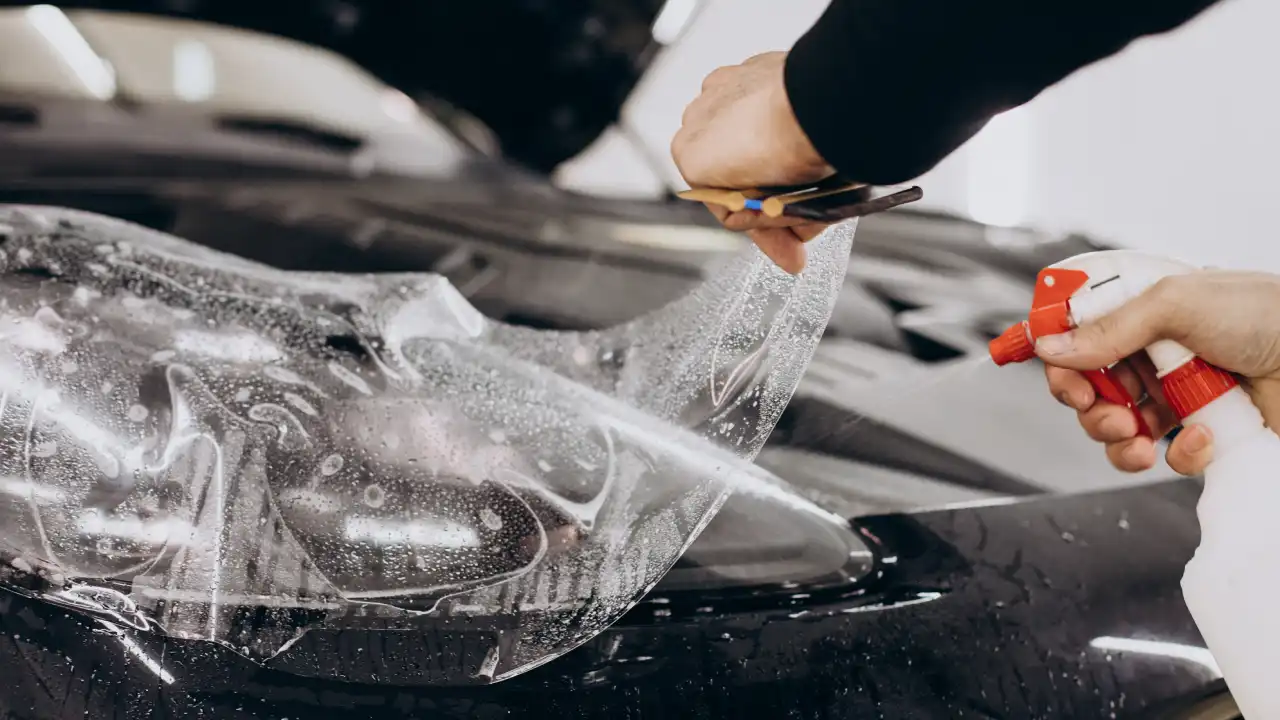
(784, 0, 1228, 185)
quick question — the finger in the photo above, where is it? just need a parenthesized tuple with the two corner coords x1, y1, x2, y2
(1044, 365, 1095, 410)
(1106, 436, 1158, 473)
(792, 223, 830, 243)
(1245, 376, 1280, 432)
(1080, 403, 1135, 443)
(747, 228, 806, 274)
(1166, 424, 1214, 476)
(1078, 396, 1178, 443)
(703, 202, 731, 225)
(1034, 277, 1182, 370)
(1139, 396, 1180, 439)
(670, 126, 703, 182)
(701, 66, 733, 92)
(722, 211, 812, 232)
(1042, 353, 1147, 412)
(679, 97, 716, 133)
(1128, 352, 1169, 404)
(679, 108, 703, 136)
(1112, 360, 1146, 401)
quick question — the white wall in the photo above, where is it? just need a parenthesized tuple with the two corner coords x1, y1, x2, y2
(999, 0, 1280, 270)
(560, 0, 1280, 270)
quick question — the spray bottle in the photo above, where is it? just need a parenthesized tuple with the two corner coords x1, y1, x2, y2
(988, 249, 1280, 719)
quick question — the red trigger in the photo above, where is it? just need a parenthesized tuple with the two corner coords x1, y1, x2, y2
(1030, 268, 1091, 311)
(1028, 268, 1092, 339)
(1082, 367, 1152, 439)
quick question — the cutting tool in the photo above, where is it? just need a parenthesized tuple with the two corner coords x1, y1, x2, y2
(678, 176, 922, 227)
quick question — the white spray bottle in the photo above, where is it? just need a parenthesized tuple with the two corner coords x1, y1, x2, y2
(988, 249, 1280, 719)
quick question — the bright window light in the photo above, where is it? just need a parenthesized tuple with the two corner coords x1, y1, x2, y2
(173, 39, 216, 101)
(651, 0, 700, 45)
(26, 4, 116, 100)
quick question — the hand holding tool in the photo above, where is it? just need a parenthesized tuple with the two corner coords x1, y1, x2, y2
(678, 176, 922, 227)
(988, 250, 1245, 440)
(988, 248, 1280, 720)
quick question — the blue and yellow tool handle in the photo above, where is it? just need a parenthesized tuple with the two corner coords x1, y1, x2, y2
(678, 176, 922, 225)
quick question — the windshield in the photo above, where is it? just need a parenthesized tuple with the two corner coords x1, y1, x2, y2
(0, 204, 860, 683)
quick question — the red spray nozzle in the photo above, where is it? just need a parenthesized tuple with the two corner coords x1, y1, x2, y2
(989, 321, 1035, 366)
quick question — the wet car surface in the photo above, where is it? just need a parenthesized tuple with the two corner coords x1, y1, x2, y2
(0, 10, 1232, 719)
(0, 481, 1219, 718)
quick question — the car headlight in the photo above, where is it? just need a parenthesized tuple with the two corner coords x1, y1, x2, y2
(0, 204, 859, 684)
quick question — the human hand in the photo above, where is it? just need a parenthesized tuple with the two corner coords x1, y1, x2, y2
(671, 51, 835, 274)
(1038, 270, 1280, 475)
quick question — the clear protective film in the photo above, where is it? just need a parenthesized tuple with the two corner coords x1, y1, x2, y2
(0, 205, 856, 683)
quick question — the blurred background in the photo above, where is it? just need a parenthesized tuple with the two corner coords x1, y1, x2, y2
(558, 0, 1278, 272)
(2, 0, 1272, 269)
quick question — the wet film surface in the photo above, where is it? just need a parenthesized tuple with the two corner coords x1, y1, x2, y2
(0, 205, 855, 683)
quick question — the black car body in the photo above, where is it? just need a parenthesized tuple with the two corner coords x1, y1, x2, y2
(0, 10, 1235, 719)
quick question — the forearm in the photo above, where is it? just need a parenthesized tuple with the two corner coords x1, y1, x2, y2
(784, 0, 1228, 184)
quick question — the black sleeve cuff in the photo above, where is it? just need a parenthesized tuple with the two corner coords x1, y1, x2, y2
(783, 0, 1225, 186)
(783, 2, 993, 186)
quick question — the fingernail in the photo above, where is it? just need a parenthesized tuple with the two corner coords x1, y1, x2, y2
(1036, 332, 1076, 356)
(1182, 425, 1210, 453)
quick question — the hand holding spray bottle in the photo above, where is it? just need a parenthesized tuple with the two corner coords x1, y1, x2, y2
(989, 249, 1280, 719)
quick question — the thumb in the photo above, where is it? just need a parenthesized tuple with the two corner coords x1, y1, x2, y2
(1034, 280, 1180, 370)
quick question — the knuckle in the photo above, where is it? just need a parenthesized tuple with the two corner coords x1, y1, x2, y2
(1146, 275, 1190, 333)
(1099, 407, 1135, 440)
(1043, 365, 1071, 390)
(1106, 441, 1149, 473)
(670, 138, 689, 177)
(702, 66, 731, 91)
(1150, 273, 1190, 302)
(1147, 276, 1176, 308)
(745, 50, 784, 65)
(1104, 443, 1130, 471)
(670, 130, 687, 160)
(680, 101, 698, 127)
(1091, 311, 1120, 339)
(1079, 410, 1110, 442)
(1089, 314, 1132, 362)
(724, 212, 758, 232)
(1148, 274, 1179, 301)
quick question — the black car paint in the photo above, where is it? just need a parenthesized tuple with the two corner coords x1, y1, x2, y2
(0, 93, 1226, 716)
(0, 178, 1222, 718)
(0, 480, 1214, 719)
